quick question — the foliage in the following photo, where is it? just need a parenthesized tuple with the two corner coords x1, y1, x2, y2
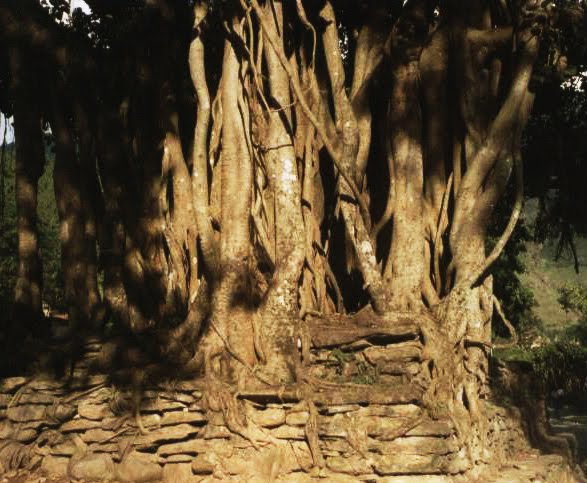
(558, 282, 587, 315)
(330, 349, 379, 385)
(0, 143, 63, 312)
(527, 283, 587, 399)
(489, 195, 539, 336)
(533, 340, 587, 399)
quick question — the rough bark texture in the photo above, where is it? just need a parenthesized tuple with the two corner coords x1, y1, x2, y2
(10, 47, 45, 332)
(0, 0, 561, 479)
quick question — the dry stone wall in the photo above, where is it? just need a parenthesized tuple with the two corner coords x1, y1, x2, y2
(0, 315, 558, 482)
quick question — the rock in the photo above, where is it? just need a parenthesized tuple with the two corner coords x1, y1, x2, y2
(378, 477, 454, 483)
(271, 425, 305, 440)
(22, 420, 46, 430)
(77, 401, 113, 420)
(50, 441, 78, 457)
(323, 404, 361, 414)
(14, 428, 38, 443)
(68, 453, 115, 481)
(28, 378, 66, 391)
(135, 423, 199, 445)
(0, 441, 29, 473)
(160, 410, 206, 426)
(372, 436, 459, 455)
(286, 411, 309, 426)
(0, 377, 28, 393)
(159, 392, 194, 404)
(158, 438, 233, 458)
(45, 403, 77, 423)
(248, 407, 286, 427)
(61, 417, 102, 432)
(361, 415, 424, 437)
(378, 361, 421, 376)
(191, 454, 216, 474)
(221, 445, 300, 479)
(321, 438, 353, 453)
(202, 424, 231, 439)
(164, 454, 193, 463)
(115, 451, 163, 482)
(6, 404, 46, 422)
(283, 442, 313, 472)
(67, 374, 108, 390)
(318, 414, 349, 438)
(102, 415, 137, 431)
(0, 393, 9, 410)
(372, 453, 456, 475)
(134, 413, 162, 429)
(89, 442, 119, 454)
(188, 402, 206, 411)
(326, 455, 373, 475)
(162, 462, 194, 483)
(158, 439, 205, 456)
(159, 380, 202, 392)
(141, 398, 187, 413)
(363, 341, 422, 364)
(357, 404, 421, 418)
(406, 420, 454, 437)
(81, 428, 117, 443)
(16, 391, 56, 405)
(40, 455, 69, 478)
(0, 420, 14, 438)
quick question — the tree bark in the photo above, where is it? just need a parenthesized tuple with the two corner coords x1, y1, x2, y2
(10, 47, 45, 332)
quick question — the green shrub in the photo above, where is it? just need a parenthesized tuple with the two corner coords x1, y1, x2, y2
(0, 144, 63, 313)
(532, 340, 587, 399)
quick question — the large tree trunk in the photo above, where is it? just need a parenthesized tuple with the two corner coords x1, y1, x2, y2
(258, 0, 306, 384)
(51, 89, 97, 332)
(10, 47, 45, 333)
(0, 0, 554, 470)
(203, 27, 257, 381)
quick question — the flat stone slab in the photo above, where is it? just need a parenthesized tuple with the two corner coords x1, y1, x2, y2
(6, 404, 47, 422)
(134, 423, 200, 445)
(160, 410, 207, 426)
(0, 377, 28, 393)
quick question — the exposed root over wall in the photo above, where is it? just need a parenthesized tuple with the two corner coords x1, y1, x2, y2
(0, 314, 584, 482)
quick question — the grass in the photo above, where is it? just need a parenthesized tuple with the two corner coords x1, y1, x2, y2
(519, 235, 587, 334)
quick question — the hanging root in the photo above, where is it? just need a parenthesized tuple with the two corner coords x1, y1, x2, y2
(493, 295, 519, 349)
(204, 380, 276, 450)
(131, 369, 148, 435)
(304, 399, 325, 468)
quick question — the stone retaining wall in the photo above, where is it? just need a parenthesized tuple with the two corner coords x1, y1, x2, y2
(0, 318, 556, 482)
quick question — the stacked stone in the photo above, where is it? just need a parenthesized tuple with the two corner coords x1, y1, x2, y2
(310, 339, 423, 385)
(0, 372, 209, 481)
(0, 317, 472, 482)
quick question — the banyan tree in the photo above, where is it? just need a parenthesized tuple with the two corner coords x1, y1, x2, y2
(0, 0, 579, 474)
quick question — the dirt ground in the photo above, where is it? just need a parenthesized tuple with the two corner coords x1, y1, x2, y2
(1, 451, 585, 483)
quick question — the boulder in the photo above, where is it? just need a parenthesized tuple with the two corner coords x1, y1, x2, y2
(285, 411, 309, 426)
(248, 407, 286, 427)
(68, 453, 116, 481)
(40, 455, 69, 478)
(160, 410, 206, 426)
(115, 451, 163, 482)
(162, 462, 194, 483)
(77, 400, 113, 420)
(0, 377, 28, 393)
(326, 455, 373, 475)
(6, 405, 47, 423)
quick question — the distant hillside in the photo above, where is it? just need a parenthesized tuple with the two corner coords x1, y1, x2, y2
(520, 199, 587, 333)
